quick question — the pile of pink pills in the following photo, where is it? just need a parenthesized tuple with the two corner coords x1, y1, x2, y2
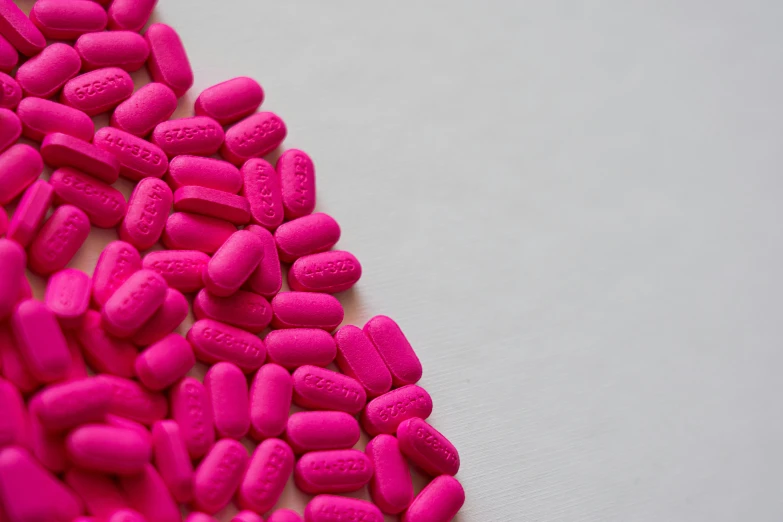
(0, 1, 465, 521)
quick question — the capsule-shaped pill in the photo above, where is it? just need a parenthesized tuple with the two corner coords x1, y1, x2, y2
(193, 439, 249, 514)
(265, 328, 337, 369)
(271, 292, 344, 330)
(397, 418, 460, 476)
(93, 127, 168, 181)
(75, 31, 149, 72)
(0, 239, 25, 319)
(111, 82, 177, 137)
(268, 510, 303, 522)
(35, 378, 110, 432)
(17, 97, 94, 142)
(222, 112, 287, 166)
(64, 333, 89, 380)
(11, 299, 72, 382)
(65, 468, 131, 519)
(195, 77, 264, 125)
(108, 0, 156, 32)
(194, 289, 272, 333)
(402, 475, 465, 522)
(241, 158, 284, 229)
(0, 378, 27, 447)
(289, 251, 362, 294)
(41, 133, 121, 184)
(0, 34, 18, 71)
(109, 510, 147, 522)
(275, 213, 340, 263)
(292, 365, 366, 414)
(97, 375, 168, 425)
(131, 288, 188, 346)
(203, 230, 263, 296)
(142, 249, 209, 292)
(0, 323, 41, 393)
(120, 178, 173, 251)
(145, 23, 193, 97)
(104, 412, 154, 446)
(162, 212, 235, 253)
(187, 319, 266, 372)
(334, 325, 391, 396)
(295, 449, 373, 494)
(45, 268, 91, 328)
(237, 438, 293, 514)
(366, 435, 413, 514)
(151, 420, 194, 503)
(0, 71, 21, 109)
(246, 224, 282, 298)
(0, 108, 21, 152)
(135, 334, 195, 391)
(170, 377, 215, 459)
(286, 411, 360, 454)
(364, 315, 422, 386)
(278, 149, 316, 219)
(29, 205, 90, 275)
(167, 155, 242, 193)
(28, 397, 68, 471)
(119, 464, 180, 522)
(16, 43, 81, 99)
(174, 186, 251, 225)
(304, 495, 383, 522)
(362, 384, 433, 436)
(76, 310, 136, 377)
(30, 0, 107, 40)
(152, 116, 225, 158)
(50, 167, 127, 228)
(0, 0, 46, 56)
(92, 240, 141, 307)
(66, 424, 151, 475)
(249, 363, 292, 440)
(62, 68, 134, 116)
(103, 269, 168, 337)
(0, 143, 44, 205)
(205, 362, 250, 439)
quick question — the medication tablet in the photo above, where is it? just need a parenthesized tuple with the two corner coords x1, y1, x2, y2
(232, 512, 264, 522)
(242, 158, 284, 229)
(396, 418, 460, 476)
(364, 315, 422, 386)
(11, 299, 72, 382)
(45, 268, 91, 329)
(0, 143, 44, 205)
(29, 205, 90, 275)
(205, 362, 250, 439)
(92, 240, 141, 307)
(108, 0, 156, 32)
(366, 434, 413, 514)
(221, 112, 287, 166)
(145, 23, 193, 97)
(50, 167, 127, 228)
(194, 289, 272, 333)
(362, 385, 433, 436)
(102, 269, 168, 338)
(0, 322, 41, 393)
(0, 71, 21, 109)
(119, 464, 180, 522)
(402, 475, 465, 522)
(152, 116, 225, 157)
(249, 363, 292, 440)
(62, 67, 134, 116)
(28, 397, 68, 472)
(119, 178, 173, 251)
(35, 377, 111, 431)
(237, 438, 294, 514)
(16, 43, 81, 99)
(66, 424, 152, 475)
(271, 292, 344, 331)
(111, 82, 178, 137)
(291, 365, 366, 414)
(77, 311, 137, 378)
(65, 468, 131, 518)
(288, 250, 362, 294)
(41, 133, 121, 184)
(75, 31, 150, 72)
(97, 374, 168, 425)
(17, 97, 94, 142)
(334, 325, 391, 397)
(167, 155, 243, 193)
(265, 328, 337, 370)
(93, 127, 168, 181)
(186, 514, 218, 522)
(173, 186, 251, 225)
(275, 213, 341, 263)
(195, 77, 264, 125)
(192, 439, 249, 514)
(202, 230, 263, 296)
(0, 378, 27, 447)
(131, 288, 188, 346)
(304, 495, 383, 522)
(30, 0, 107, 40)
(0, 34, 17, 71)
(151, 420, 194, 503)
(0, 239, 26, 319)
(0, 0, 46, 56)
(278, 149, 316, 220)
(64, 333, 89, 380)
(0, 108, 21, 152)
(285, 411, 360, 454)
(142, 249, 209, 293)
(162, 212, 235, 253)
(295, 449, 373, 494)
(246, 224, 283, 298)
(135, 333, 195, 390)
(187, 319, 266, 372)
(267, 510, 303, 522)
(105, 415, 153, 445)
(170, 377, 215, 459)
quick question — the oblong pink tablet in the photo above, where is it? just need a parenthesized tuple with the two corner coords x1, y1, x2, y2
(17, 97, 94, 142)
(291, 365, 366, 414)
(203, 230, 263, 296)
(271, 292, 344, 330)
(249, 363, 292, 439)
(28, 397, 68, 471)
(237, 438, 293, 513)
(97, 374, 168, 425)
(221, 112, 287, 165)
(109, 509, 147, 522)
(304, 495, 383, 522)
(41, 133, 121, 184)
(0, 34, 17, 71)
(50, 167, 127, 228)
(0, 323, 41, 393)
(364, 315, 422, 386)
(268, 510, 303, 522)
(167, 155, 243, 193)
(334, 325, 391, 396)
(194, 289, 272, 333)
(289, 251, 362, 294)
(0, 108, 21, 152)
(152, 116, 225, 157)
(278, 149, 316, 219)
(0, 0, 46, 56)
(45, 268, 91, 328)
(362, 384, 432, 436)
(151, 420, 194, 503)
(187, 319, 266, 372)
(92, 240, 141, 307)
(170, 377, 215, 459)
(286, 411, 360, 454)
(246, 224, 282, 298)
(103, 415, 150, 447)
(366, 434, 413, 514)
(0, 143, 43, 205)
(108, 0, 156, 32)
(64, 333, 89, 380)
(397, 418, 460, 476)
(35, 377, 110, 431)
(162, 212, 235, 253)
(29, 205, 90, 275)
(76, 310, 136, 377)
(75, 31, 149, 72)
(195, 77, 264, 125)
(131, 288, 188, 346)
(265, 328, 337, 369)
(66, 424, 152, 475)
(0, 239, 25, 319)
(0, 71, 21, 109)
(193, 439, 249, 514)
(402, 475, 465, 522)
(30, 0, 107, 40)
(120, 464, 180, 522)
(111, 82, 177, 137)
(102, 269, 168, 337)
(11, 299, 72, 382)
(145, 23, 193, 97)
(0, 377, 27, 447)
(173, 186, 251, 225)
(275, 213, 340, 263)
(295, 449, 373, 494)
(93, 127, 168, 181)
(241, 157, 284, 229)
(65, 468, 130, 518)
(62, 67, 134, 116)
(205, 362, 250, 439)
(135, 333, 195, 390)
(16, 43, 81, 98)
(120, 177, 173, 251)
(142, 249, 209, 292)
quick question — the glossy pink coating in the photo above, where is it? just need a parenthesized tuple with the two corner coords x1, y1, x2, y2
(0, 108, 21, 152)
(63, 333, 89, 380)
(364, 315, 422, 386)
(0, 144, 43, 205)
(66, 424, 152, 474)
(246, 224, 282, 298)
(167, 155, 243, 193)
(120, 464, 180, 522)
(30, 0, 107, 39)
(275, 213, 340, 263)
(0, 323, 41, 393)
(241, 158, 284, 229)
(265, 328, 337, 370)
(205, 362, 250, 439)
(152, 116, 225, 157)
(222, 112, 287, 166)
(0, 239, 25, 319)
(362, 384, 432, 436)
(16, 43, 81, 98)
(170, 377, 215, 459)
(0, 0, 46, 56)
(304, 495, 383, 522)
(145, 23, 193, 97)
(35, 378, 110, 432)
(267, 510, 303, 522)
(75, 31, 150, 72)
(120, 177, 173, 251)
(192, 438, 249, 514)
(232, 512, 264, 522)
(289, 250, 362, 294)
(203, 230, 263, 296)
(142, 249, 209, 292)
(237, 438, 294, 514)
(295, 449, 373, 494)
(0, 378, 27, 447)
(97, 374, 168, 425)
(65, 468, 131, 518)
(0, 447, 83, 522)
(109, 510, 147, 522)
(397, 418, 460, 476)
(11, 299, 72, 382)
(366, 434, 413, 514)
(151, 420, 194, 503)
(286, 411, 360, 454)
(278, 149, 316, 219)
(0, 71, 21, 109)
(194, 289, 272, 333)
(135, 333, 194, 390)
(187, 319, 266, 372)
(131, 288, 188, 346)
(334, 325, 391, 396)
(103, 416, 152, 445)
(249, 363, 292, 440)
(271, 292, 344, 330)
(17, 97, 94, 141)
(162, 212, 235, 253)
(92, 240, 141, 307)
(50, 167, 127, 228)
(186, 514, 219, 522)
(28, 396, 68, 471)
(93, 127, 169, 181)
(111, 82, 177, 138)
(62, 67, 134, 116)
(174, 186, 251, 225)
(108, 0, 156, 32)
(0, 34, 17, 71)
(45, 268, 91, 329)
(76, 310, 136, 377)
(41, 133, 121, 184)
(195, 77, 264, 125)
(102, 269, 168, 337)
(29, 205, 90, 275)
(291, 365, 366, 414)
(402, 475, 465, 522)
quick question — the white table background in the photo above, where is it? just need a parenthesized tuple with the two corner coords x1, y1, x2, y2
(15, 1, 783, 521)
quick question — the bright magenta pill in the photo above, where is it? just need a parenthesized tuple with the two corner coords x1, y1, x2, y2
(50, 167, 127, 228)
(0, 377, 26, 447)
(304, 495, 383, 522)
(41, 133, 121, 184)
(174, 186, 251, 225)
(102, 269, 168, 337)
(195, 77, 264, 125)
(0, 0, 46, 56)
(221, 112, 287, 166)
(0, 239, 25, 319)
(75, 31, 149, 72)
(97, 374, 168, 425)
(45, 268, 91, 328)
(28, 396, 68, 471)
(364, 315, 422, 386)
(271, 292, 344, 330)
(12, 299, 72, 382)
(66, 424, 152, 475)
(35, 377, 110, 431)
(16, 43, 81, 99)
(194, 289, 272, 333)
(0, 143, 43, 205)
(237, 438, 294, 514)
(152, 116, 225, 157)
(109, 510, 147, 522)
(291, 365, 366, 414)
(76, 310, 137, 377)
(186, 514, 218, 522)
(278, 149, 316, 220)
(0, 108, 21, 152)
(205, 362, 250, 439)
(402, 475, 465, 522)
(334, 325, 391, 397)
(29, 205, 90, 275)
(366, 434, 413, 514)
(232, 511, 264, 522)
(145, 23, 193, 97)
(0, 71, 21, 109)
(17, 97, 94, 142)
(289, 250, 362, 294)
(119, 464, 180, 522)
(275, 213, 341, 263)
(108, 0, 156, 32)
(268, 510, 303, 522)
(92, 240, 141, 307)
(193, 438, 249, 514)
(246, 224, 282, 298)
(170, 377, 215, 459)
(286, 411, 360, 454)
(249, 363, 292, 439)
(265, 328, 337, 369)
(241, 158, 284, 229)
(295, 449, 373, 494)
(62, 67, 134, 116)
(0, 34, 17, 71)
(187, 319, 266, 372)
(0, 322, 40, 393)
(162, 212, 235, 253)
(151, 420, 194, 503)
(93, 127, 168, 181)
(142, 249, 209, 292)
(397, 418, 460, 476)
(30, 0, 107, 40)
(167, 155, 243, 193)
(111, 82, 177, 137)
(203, 230, 263, 296)
(120, 177, 173, 251)
(65, 468, 130, 518)
(135, 333, 195, 390)
(362, 384, 433, 436)
(131, 287, 188, 346)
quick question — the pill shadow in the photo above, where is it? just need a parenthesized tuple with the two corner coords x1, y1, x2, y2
(337, 287, 367, 328)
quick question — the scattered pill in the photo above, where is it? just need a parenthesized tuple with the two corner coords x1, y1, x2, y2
(135, 333, 195, 390)
(28, 396, 69, 472)
(0, 143, 44, 205)
(246, 224, 283, 298)
(237, 438, 294, 514)
(92, 240, 142, 307)
(362, 384, 433, 436)
(142, 249, 209, 293)
(11, 299, 72, 382)
(35, 378, 110, 432)
(249, 363, 292, 440)
(0, 71, 21, 109)
(363, 315, 422, 386)
(271, 292, 345, 330)
(295, 449, 373, 494)
(192, 438, 249, 514)
(278, 149, 316, 220)
(93, 127, 169, 181)
(45, 268, 91, 329)
(152, 116, 225, 157)
(265, 328, 337, 369)
(151, 420, 194, 503)
(275, 213, 341, 263)
(120, 177, 173, 251)
(397, 418, 460, 476)
(120, 464, 181, 522)
(366, 434, 413, 514)
(16, 43, 82, 99)
(402, 475, 465, 522)
(66, 424, 152, 475)
(50, 167, 127, 228)
(221, 112, 287, 165)
(203, 230, 263, 296)
(75, 30, 150, 72)
(194, 289, 272, 333)
(162, 212, 235, 253)
(0, 108, 21, 152)
(205, 362, 250, 439)
(0, 377, 27, 447)
(65, 468, 131, 519)
(334, 325, 391, 396)
(41, 132, 121, 184)
(241, 158, 284, 229)
(17, 97, 94, 142)
(174, 186, 251, 225)
(0, 322, 41, 393)
(170, 377, 215, 459)
(304, 495, 383, 522)
(97, 374, 168, 425)
(0, 238, 26, 319)
(30, 0, 107, 40)
(62, 67, 134, 116)
(111, 82, 178, 137)
(145, 23, 193, 97)
(108, 0, 156, 32)
(0, 34, 17, 71)
(102, 269, 168, 338)
(289, 250, 362, 294)
(187, 319, 266, 372)
(131, 288, 189, 346)
(195, 77, 264, 125)
(167, 155, 243, 193)
(29, 204, 90, 275)
(0, 0, 46, 56)
(76, 310, 137, 378)
(292, 365, 366, 414)
(286, 411, 361, 454)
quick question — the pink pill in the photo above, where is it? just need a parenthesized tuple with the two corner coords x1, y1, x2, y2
(232, 512, 264, 522)
(286, 411, 360, 454)
(271, 292, 344, 330)
(334, 325, 391, 396)
(203, 230, 264, 296)
(246, 224, 283, 298)
(0, 239, 25, 319)
(397, 418, 460, 476)
(109, 510, 147, 522)
(364, 315, 422, 386)
(0, 108, 21, 152)
(193, 438, 249, 514)
(366, 434, 413, 514)
(135, 333, 194, 390)
(0, 71, 20, 109)
(16, 43, 81, 99)
(62, 68, 134, 116)
(194, 289, 272, 333)
(268, 510, 303, 522)
(28, 397, 68, 471)
(75, 31, 150, 72)
(205, 362, 250, 439)
(92, 240, 141, 307)
(65, 468, 130, 518)
(241, 158, 284, 230)
(102, 269, 168, 338)
(278, 149, 316, 220)
(108, 0, 155, 32)
(0, 143, 43, 205)
(41, 133, 121, 184)
(93, 127, 169, 181)
(104, 417, 150, 447)
(188, 319, 266, 372)
(17, 97, 94, 141)
(111, 82, 177, 138)
(195, 77, 264, 125)
(173, 186, 251, 226)
(162, 212, 235, 253)
(249, 363, 292, 440)
(222, 112, 287, 165)
(145, 23, 193, 97)
(45, 268, 91, 329)
(64, 333, 89, 380)
(167, 155, 243, 193)
(170, 377, 215, 459)
(0, 208, 6, 235)
(0, 377, 27, 448)
(35, 377, 110, 432)
(0, 323, 41, 393)
(29, 205, 90, 275)
(151, 420, 194, 503)
(97, 374, 168, 425)
(304, 495, 383, 522)
(0, 0, 46, 56)
(0, 447, 83, 522)
(11, 299, 72, 383)
(66, 424, 152, 475)
(142, 249, 209, 293)
(289, 251, 362, 294)
(237, 438, 294, 514)
(0, 34, 17, 71)
(120, 464, 180, 522)
(295, 449, 373, 494)
(275, 213, 340, 263)
(362, 384, 433, 436)
(152, 116, 225, 158)
(119, 177, 173, 251)
(265, 329, 336, 370)
(130, 288, 188, 346)
(76, 310, 136, 377)
(402, 475, 465, 522)
(186, 514, 218, 522)
(50, 167, 127, 228)
(291, 365, 366, 414)
(30, 0, 107, 40)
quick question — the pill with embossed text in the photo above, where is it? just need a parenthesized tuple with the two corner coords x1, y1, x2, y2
(41, 133, 121, 184)
(45, 268, 91, 329)
(291, 365, 366, 414)
(152, 116, 225, 157)
(237, 438, 293, 514)
(170, 377, 215, 460)
(62, 68, 134, 116)
(192, 438, 249, 514)
(120, 178, 173, 251)
(289, 250, 362, 294)
(142, 249, 209, 293)
(102, 269, 168, 338)
(50, 167, 127, 228)
(221, 112, 287, 166)
(194, 289, 272, 333)
(93, 127, 168, 181)
(362, 384, 433, 436)
(29, 205, 90, 276)
(278, 149, 316, 220)
(295, 449, 373, 494)
(242, 158, 284, 229)
(396, 417, 460, 476)
(187, 319, 266, 372)
(304, 495, 383, 522)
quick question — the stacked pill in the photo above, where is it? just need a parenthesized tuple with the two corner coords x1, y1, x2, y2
(0, 1, 465, 521)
